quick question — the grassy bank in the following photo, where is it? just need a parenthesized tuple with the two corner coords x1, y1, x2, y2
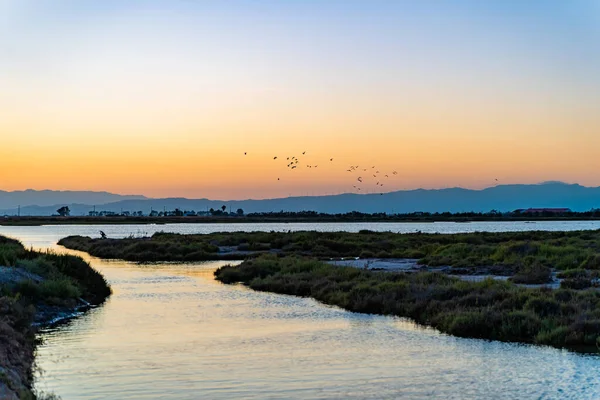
(59, 234, 238, 262)
(215, 256, 600, 350)
(0, 235, 111, 399)
(61, 230, 600, 281)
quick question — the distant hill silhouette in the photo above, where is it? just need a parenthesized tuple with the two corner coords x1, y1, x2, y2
(1, 183, 599, 216)
(0, 189, 147, 212)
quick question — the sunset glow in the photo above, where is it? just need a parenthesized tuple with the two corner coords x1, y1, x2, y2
(2, 1, 599, 199)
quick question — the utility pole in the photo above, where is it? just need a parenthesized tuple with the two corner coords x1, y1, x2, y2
(17, 205, 20, 217)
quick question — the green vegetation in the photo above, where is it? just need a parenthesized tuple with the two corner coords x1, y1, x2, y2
(61, 230, 600, 277)
(6, 252, 111, 305)
(58, 234, 232, 262)
(509, 262, 552, 284)
(0, 235, 111, 398)
(215, 255, 600, 350)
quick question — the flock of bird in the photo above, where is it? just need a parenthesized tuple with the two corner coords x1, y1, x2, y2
(243, 151, 399, 194)
(347, 165, 398, 193)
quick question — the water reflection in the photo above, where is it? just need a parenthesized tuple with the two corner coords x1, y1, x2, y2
(2, 220, 600, 252)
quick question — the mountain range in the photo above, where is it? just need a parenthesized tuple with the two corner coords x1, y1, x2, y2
(0, 189, 146, 211)
(1, 182, 599, 216)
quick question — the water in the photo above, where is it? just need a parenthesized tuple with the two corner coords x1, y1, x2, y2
(1, 222, 600, 399)
(4, 220, 600, 248)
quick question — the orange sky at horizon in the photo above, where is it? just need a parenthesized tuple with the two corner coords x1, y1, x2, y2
(2, 1, 599, 200)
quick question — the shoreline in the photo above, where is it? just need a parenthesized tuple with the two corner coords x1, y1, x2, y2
(3, 215, 600, 226)
(0, 236, 111, 399)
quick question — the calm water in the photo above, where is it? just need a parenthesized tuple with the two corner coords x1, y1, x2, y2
(1, 222, 600, 399)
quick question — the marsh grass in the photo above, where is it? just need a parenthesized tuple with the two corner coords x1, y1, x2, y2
(509, 262, 552, 284)
(61, 230, 600, 276)
(13, 252, 111, 304)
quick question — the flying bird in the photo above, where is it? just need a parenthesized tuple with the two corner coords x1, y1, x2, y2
(330, 158, 333, 161)
(358, 177, 363, 183)
(274, 156, 278, 160)
(302, 151, 306, 155)
(244, 152, 247, 155)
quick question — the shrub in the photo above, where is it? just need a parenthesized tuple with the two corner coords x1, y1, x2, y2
(40, 279, 81, 300)
(561, 278, 592, 290)
(510, 262, 552, 284)
(557, 269, 589, 279)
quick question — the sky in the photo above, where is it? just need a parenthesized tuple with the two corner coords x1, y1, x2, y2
(1, 0, 599, 199)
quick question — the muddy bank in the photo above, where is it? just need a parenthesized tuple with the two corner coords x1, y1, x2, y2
(327, 258, 562, 289)
(0, 299, 95, 399)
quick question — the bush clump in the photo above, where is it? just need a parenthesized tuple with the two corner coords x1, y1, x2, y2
(561, 278, 593, 290)
(510, 263, 552, 284)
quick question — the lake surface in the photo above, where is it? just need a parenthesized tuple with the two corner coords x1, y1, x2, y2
(1, 222, 600, 399)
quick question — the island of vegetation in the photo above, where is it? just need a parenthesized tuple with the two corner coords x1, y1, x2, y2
(59, 229, 600, 350)
(0, 235, 111, 399)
